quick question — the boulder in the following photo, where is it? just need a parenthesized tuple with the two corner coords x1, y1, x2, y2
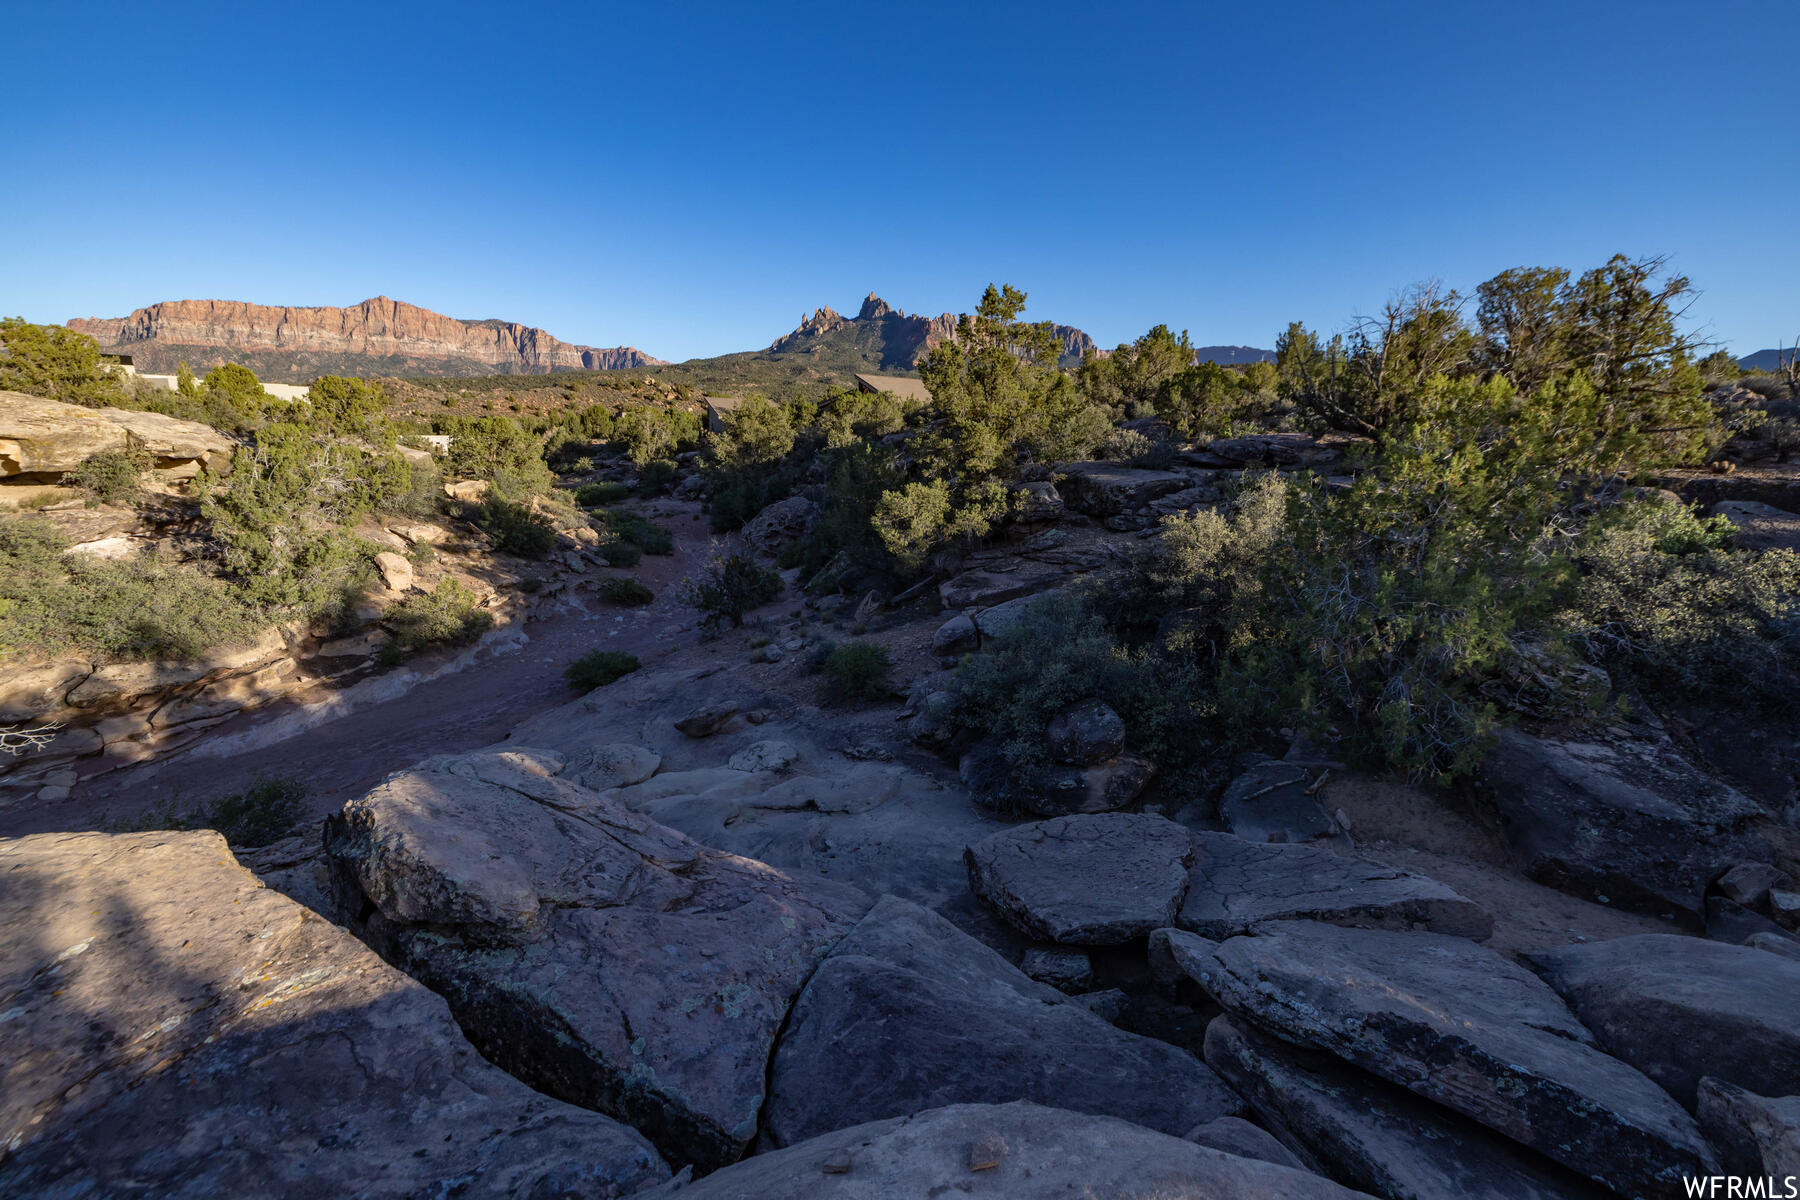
(444, 478, 489, 501)
(969, 588, 1065, 644)
(674, 701, 738, 737)
(1045, 699, 1125, 764)
(1164, 922, 1718, 1196)
(1713, 499, 1800, 552)
(1055, 462, 1189, 516)
(323, 749, 870, 1172)
(569, 741, 662, 789)
(642, 1101, 1367, 1199)
(1707, 894, 1800, 946)
(0, 830, 666, 1198)
(1747, 931, 1800, 961)
(1011, 479, 1064, 522)
(931, 612, 978, 656)
(1531, 934, 1800, 1108)
(1696, 1079, 1800, 1180)
(373, 550, 414, 592)
(1773, 888, 1800, 931)
(965, 813, 1194, 944)
(1204, 1017, 1609, 1200)
(1480, 727, 1768, 925)
(1716, 861, 1792, 909)
(1178, 830, 1493, 940)
(740, 495, 818, 558)
(1182, 1115, 1309, 1172)
(1217, 759, 1340, 843)
(762, 896, 1241, 1148)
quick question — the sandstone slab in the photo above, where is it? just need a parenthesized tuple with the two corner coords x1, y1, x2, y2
(1531, 934, 1800, 1108)
(1217, 758, 1339, 843)
(1178, 830, 1492, 940)
(965, 813, 1194, 944)
(1165, 921, 1717, 1195)
(1697, 1079, 1800, 1181)
(0, 830, 666, 1198)
(1204, 1016, 1607, 1200)
(1481, 728, 1767, 925)
(324, 748, 870, 1172)
(763, 896, 1240, 1148)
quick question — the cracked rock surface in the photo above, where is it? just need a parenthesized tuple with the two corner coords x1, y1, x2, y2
(324, 747, 870, 1174)
(0, 829, 668, 1198)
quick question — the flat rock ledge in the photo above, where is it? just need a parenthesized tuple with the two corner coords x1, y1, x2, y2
(965, 812, 1194, 944)
(0, 830, 667, 1199)
(1163, 921, 1718, 1197)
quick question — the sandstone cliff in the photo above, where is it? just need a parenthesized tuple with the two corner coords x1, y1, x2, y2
(69, 297, 664, 379)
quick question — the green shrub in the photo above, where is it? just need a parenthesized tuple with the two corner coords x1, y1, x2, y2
(600, 576, 654, 606)
(1562, 498, 1800, 705)
(474, 498, 557, 559)
(565, 649, 640, 690)
(120, 772, 307, 848)
(599, 510, 674, 554)
(638, 458, 680, 496)
(202, 774, 308, 847)
(681, 550, 783, 631)
(0, 520, 267, 662)
(67, 447, 151, 504)
(598, 540, 643, 567)
(947, 590, 1205, 791)
(380, 579, 493, 663)
(574, 480, 631, 507)
(822, 640, 893, 703)
(442, 415, 554, 496)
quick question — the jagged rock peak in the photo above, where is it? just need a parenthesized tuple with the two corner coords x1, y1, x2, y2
(858, 292, 895, 321)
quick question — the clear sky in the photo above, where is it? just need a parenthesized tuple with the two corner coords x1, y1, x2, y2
(4, 1, 1796, 362)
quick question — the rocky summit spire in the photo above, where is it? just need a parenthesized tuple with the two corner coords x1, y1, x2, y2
(857, 293, 895, 321)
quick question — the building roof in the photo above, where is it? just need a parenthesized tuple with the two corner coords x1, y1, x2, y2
(702, 395, 745, 432)
(853, 373, 932, 405)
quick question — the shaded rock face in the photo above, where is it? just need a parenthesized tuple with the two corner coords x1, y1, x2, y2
(739, 495, 817, 559)
(965, 813, 1194, 944)
(70, 296, 662, 376)
(762, 896, 1241, 1148)
(1481, 728, 1769, 925)
(644, 1101, 1362, 1200)
(1204, 1017, 1609, 1200)
(1181, 1115, 1308, 1171)
(1164, 921, 1717, 1196)
(1697, 1079, 1800, 1180)
(0, 391, 234, 478)
(0, 830, 667, 1198)
(1178, 831, 1493, 940)
(1531, 934, 1800, 1108)
(323, 748, 870, 1173)
(1055, 462, 1189, 515)
(1045, 699, 1124, 764)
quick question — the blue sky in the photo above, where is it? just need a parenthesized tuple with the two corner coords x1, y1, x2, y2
(4, 1, 1796, 362)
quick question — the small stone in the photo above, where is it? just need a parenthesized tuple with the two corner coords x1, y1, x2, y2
(968, 1133, 1007, 1172)
(45, 769, 79, 788)
(1771, 890, 1800, 932)
(1020, 947, 1094, 992)
(820, 1149, 853, 1175)
(374, 551, 414, 593)
(36, 786, 71, 803)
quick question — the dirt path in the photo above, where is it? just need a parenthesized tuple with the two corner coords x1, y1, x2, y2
(2, 503, 722, 838)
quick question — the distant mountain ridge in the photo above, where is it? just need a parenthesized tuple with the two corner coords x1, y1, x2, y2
(1739, 348, 1796, 373)
(764, 293, 1097, 369)
(68, 296, 663, 381)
